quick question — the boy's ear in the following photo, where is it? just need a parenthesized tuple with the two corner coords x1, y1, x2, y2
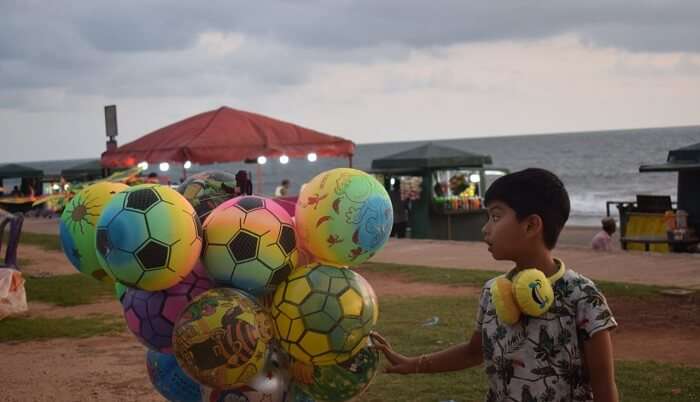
(523, 214, 544, 239)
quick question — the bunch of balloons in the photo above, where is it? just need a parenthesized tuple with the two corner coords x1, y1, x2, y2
(59, 168, 393, 402)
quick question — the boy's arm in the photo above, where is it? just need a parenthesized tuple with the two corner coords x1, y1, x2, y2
(583, 329, 619, 402)
(371, 330, 483, 374)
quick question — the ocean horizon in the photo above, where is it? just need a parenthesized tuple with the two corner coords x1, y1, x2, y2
(6, 125, 700, 227)
(176, 125, 699, 227)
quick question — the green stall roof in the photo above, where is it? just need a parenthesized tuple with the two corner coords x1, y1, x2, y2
(640, 142, 700, 172)
(371, 142, 492, 173)
(61, 159, 104, 178)
(0, 163, 43, 179)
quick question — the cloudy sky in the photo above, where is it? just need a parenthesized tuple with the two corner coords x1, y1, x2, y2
(1, 0, 699, 163)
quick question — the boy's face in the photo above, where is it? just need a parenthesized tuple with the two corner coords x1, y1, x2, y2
(482, 201, 529, 260)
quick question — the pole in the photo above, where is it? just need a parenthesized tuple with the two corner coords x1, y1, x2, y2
(349, 155, 353, 168)
(256, 164, 263, 195)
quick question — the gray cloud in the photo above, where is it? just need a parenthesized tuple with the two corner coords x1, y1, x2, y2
(5, 1, 700, 56)
(66, 1, 700, 52)
(1, 0, 699, 112)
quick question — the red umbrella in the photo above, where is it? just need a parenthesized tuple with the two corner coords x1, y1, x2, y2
(101, 106, 355, 168)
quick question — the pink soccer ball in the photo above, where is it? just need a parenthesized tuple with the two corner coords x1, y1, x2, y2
(121, 263, 215, 353)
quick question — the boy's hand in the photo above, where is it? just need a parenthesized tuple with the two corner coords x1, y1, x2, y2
(370, 331, 418, 374)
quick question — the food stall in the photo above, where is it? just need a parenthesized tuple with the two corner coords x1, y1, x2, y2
(0, 163, 43, 214)
(608, 141, 700, 253)
(635, 142, 700, 252)
(371, 143, 508, 241)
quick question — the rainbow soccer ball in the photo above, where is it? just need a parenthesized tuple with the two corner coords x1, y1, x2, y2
(202, 196, 298, 296)
(59, 181, 128, 282)
(295, 168, 393, 267)
(173, 288, 274, 390)
(271, 263, 378, 365)
(121, 263, 215, 353)
(95, 184, 202, 291)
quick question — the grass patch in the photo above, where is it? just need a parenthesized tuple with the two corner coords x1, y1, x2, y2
(594, 280, 662, 299)
(356, 295, 700, 402)
(359, 262, 665, 299)
(0, 315, 124, 342)
(17, 257, 33, 266)
(19, 232, 62, 251)
(359, 262, 500, 287)
(25, 274, 115, 306)
(359, 295, 489, 402)
(616, 361, 700, 402)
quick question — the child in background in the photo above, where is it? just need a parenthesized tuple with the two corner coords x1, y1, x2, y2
(592, 217, 616, 251)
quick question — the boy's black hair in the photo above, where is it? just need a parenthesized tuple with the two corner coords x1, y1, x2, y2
(484, 168, 570, 249)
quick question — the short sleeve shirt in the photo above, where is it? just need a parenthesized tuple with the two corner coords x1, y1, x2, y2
(475, 262, 617, 402)
(591, 231, 612, 251)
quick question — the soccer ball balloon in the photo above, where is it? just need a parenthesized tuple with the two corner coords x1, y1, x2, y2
(202, 196, 298, 296)
(146, 350, 203, 402)
(271, 263, 378, 365)
(292, 346, 380, 402)
(59, 181, 128, 282)
(295, 168, 393, 267)
(173, 288, 275, 390)
(95, 184, 203, 291)
(121, 263, 215, 353)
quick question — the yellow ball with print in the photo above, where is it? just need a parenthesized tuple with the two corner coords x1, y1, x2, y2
(59, 181, 128, 282)
(172, 288, 274, 390)
(295, 168, 393, 267)
(271, 263, 378, 365)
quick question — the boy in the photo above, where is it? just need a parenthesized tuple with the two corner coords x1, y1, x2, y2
(372, 168, 618, 402)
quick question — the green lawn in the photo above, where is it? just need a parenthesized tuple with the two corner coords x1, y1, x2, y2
(0, 315, 124, 342)
(359, 262, 671, 299)
(19, 232, 62, 251)
(0, 273, 122, 342)
(357, 294, 700, 402)
(1, 255, 697, 401)
(24, 274, 116, 306)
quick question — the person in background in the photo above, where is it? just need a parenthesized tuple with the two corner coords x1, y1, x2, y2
(235, 170, 253, 195)
(390, 180, 409, 238)
(146, 172, 159, 184)
(10, 186, 21, 196)
(592, 217, 616, 251)
(275, 179, 290, 197)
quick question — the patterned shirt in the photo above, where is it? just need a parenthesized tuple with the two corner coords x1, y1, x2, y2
(475, 261, 617, 402)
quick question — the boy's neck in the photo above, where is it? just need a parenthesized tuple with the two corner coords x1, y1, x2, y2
(512, 249, 558, 277)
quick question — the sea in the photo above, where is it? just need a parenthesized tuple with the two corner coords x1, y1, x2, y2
(172, 126, 700, 227)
